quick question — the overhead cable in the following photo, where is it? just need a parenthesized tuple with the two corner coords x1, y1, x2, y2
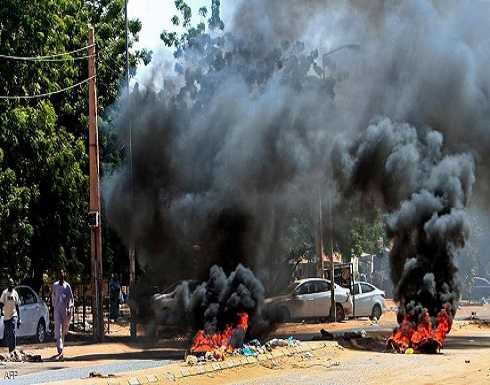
(98, 55, 158, 94)
(0, 44, 95, 61)
(0, 75, 95, 100)
(0, 54, 95, 62)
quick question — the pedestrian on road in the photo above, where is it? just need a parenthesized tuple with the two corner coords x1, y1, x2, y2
(51, 269, 74, 358)
(0, 278, 21, 353)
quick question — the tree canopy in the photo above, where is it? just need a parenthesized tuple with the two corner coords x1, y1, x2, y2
(0, 0, 145, 289)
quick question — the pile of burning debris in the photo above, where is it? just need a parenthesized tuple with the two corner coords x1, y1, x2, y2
(184, 311, 302, 364)
(185, 336, 302, 365)
(386, 304, 452, 354)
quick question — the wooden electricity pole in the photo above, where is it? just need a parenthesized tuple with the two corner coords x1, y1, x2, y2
(88, 26, 104, 341)
(124, 0, 137, 340)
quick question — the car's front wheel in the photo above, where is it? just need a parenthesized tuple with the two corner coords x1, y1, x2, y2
(331, 303, 345, 322)
(35, 319, 46, 343)
(277, 307, 291, 323)
(370, 304, 382, 320)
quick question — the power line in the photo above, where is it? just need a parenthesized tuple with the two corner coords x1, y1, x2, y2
(0, 76, 95, 100)
(0, 54, 95, 62)
(98, 54, 159, 94)
(0, 44, 95, 61)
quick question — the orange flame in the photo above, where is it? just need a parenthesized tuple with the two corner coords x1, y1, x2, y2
(190, 312, 249, 358)
(387, 305, 452, 353)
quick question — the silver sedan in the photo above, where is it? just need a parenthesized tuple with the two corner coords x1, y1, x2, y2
(0, 285, 50, 343)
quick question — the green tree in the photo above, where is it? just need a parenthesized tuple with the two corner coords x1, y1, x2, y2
(0, 149, 33, 281)
(332, 200, 386, 263)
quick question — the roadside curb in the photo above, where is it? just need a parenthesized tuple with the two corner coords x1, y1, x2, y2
(40, 341, 339, 385)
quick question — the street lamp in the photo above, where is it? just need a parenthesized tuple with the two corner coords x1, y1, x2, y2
(322, 44, 361, 87)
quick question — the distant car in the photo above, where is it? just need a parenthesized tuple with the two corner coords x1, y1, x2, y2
(151, 280, 200, 321)
(462, 277, 490, 301)
(264, 278, 353, 323)
(350, 281, 387, 320)
(0, 285, 50, 343)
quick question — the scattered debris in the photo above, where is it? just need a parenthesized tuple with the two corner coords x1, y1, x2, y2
(184, 336, 304, 365)
(314, 329, 367, 341)
(302, 351, 315, 359)
(185, 354, 199, 365)
(88, 371, 116, 378)
(341, 330, 367, 340)
(0, 349, 42, 362)
(25, 353, 42, 362)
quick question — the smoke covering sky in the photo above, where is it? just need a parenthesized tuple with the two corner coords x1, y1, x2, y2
(103, 0, 490, 319)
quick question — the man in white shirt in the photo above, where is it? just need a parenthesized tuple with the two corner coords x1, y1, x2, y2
(0, 278, 21, 353)
(51, 269, 74, 358)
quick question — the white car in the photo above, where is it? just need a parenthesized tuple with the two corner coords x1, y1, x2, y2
(0, 285, 50, 343)
(351, 281, 387, 320)
(264, 278, 353, 323)
(151, 280, 200, 322)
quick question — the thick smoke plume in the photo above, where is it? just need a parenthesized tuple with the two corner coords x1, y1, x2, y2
(332, 117, 474, 315)
(176, 264, 267, 341)
(103, 0, 490, 326)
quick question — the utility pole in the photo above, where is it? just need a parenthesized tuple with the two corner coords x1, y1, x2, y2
(329, 195, 336, 322)
(125, 0, 137, 340)
(316, 188, 324, 278)
(88, 26, 104, 341)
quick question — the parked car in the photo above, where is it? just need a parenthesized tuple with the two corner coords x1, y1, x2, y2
(462, 276, 490, 301)
(264, 278, 353, 323)
(350, 281, 387, 320)
(151, 280, 200, 318)
(0, 285, 50, 343)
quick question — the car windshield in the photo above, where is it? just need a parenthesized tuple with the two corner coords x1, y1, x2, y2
(279, 282, 300, 295)
(161, 283, 179, 294)
(160, 280, 200, 295)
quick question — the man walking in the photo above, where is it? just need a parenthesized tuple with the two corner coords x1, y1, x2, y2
(0, 278, 21, 353)
(51, 269, 74, 358)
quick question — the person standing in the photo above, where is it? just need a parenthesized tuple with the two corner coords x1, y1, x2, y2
(109, 274, 123, 322)
(0, 278, 21, 353)
(51, 269, 74, 358)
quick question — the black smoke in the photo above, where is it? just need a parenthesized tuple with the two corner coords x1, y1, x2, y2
(102, 0, 490, 326)
(332, 118, 474, 316)
(166, 264, 267, 342)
